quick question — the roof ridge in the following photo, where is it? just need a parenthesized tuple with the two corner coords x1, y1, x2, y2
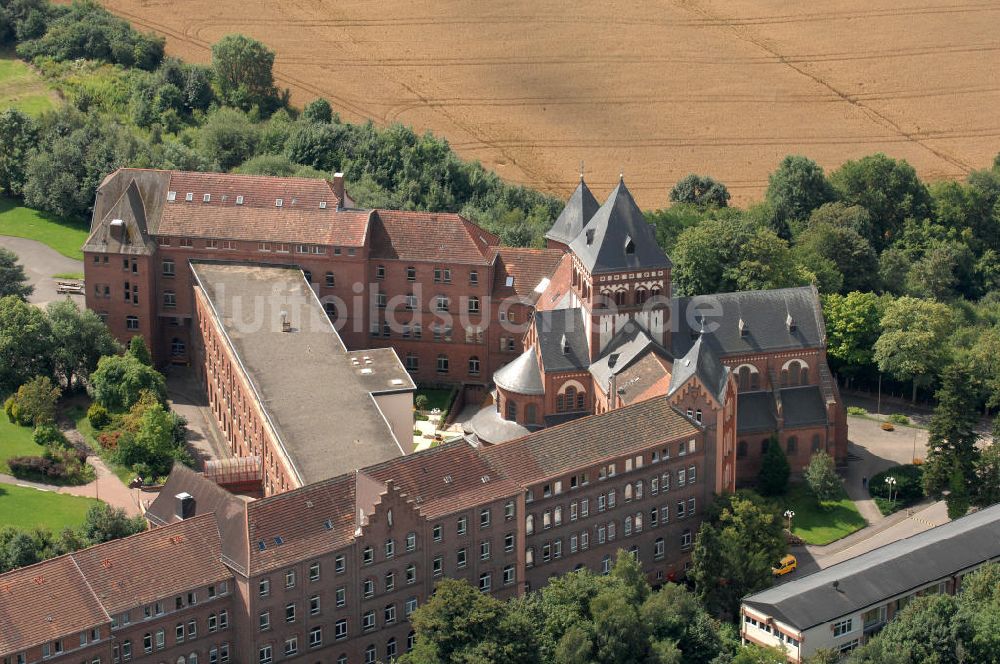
(69, 551, 112, 623)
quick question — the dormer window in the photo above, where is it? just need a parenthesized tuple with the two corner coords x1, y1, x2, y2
(166, 191, 177, 201)
(586, 229, 596, 245)
(624, 235, 635, 254)
(275, 198, 283, 207)
(319, 201, 327, 209)
(185, 192, 193, 202)
(203, 194, 211, 203)
(786, 313, 797, 333)
(739, 318, 749, 337)
(561, 334, 571, 355)
(236, 195, 244, 205)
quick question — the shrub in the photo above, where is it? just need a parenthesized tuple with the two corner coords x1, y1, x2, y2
(8, 446, 90, 484)
(881, 422, 895, 431)
(97, 429, 123, 451)
(33, 423, 68, 448)
(757, 436, 790, 496)
(887, 413, 910, 425)
(4, 396, 30, 425)
(87, 402, 111, 429)
(414, 394, 429, 411)
(847, 406, 867, 416)
(6, 376, 60, 426)
(870, 464, 924, 506)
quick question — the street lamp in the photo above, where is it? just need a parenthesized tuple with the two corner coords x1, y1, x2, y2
(784, 509, 795, 531)
(885, 476, 898, 506)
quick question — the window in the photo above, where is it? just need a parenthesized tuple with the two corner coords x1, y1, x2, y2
(436, 295, 449, 311)
(526, 514, 534, 535)
(457, 548, 467, 568)
(787, 436, 798, 454)
(363, 610, 376, 631)
(385, 604, 396, 624)
(162, 260, 175, 277)
(284, 637, 298, 657)
(258, 646, 272, 664)
(468, 296, 480, 313)
(309, 627, 322, 649)
(208, 614, 218, 633)
(310, 595, 321, 616)
(437, 354, 449, 374)
(479, 573, 491, 592)
(406, 564, 416, 584)
(406, 531, 416, 551)
(468, 355, 481, 375)
(126, 316, 139, 330)
(406, 266, 416, 281)
(143, 634, 153, 654)
(335, 619, 347, 640)
(325, 272, 335, 287)
(405, 354, 419, 373)
(601, 555, 612, 574)
(504, 532, 514, 552)
(285, 570, 296, 588)
(363, 578, 375, 598)
(363, 545, 374, 565)
(285, 603, 296, 623)
(833, 618, 853, 637)
(433, 555, 443, 576)
(155, 630, 165, 649)
(405, 597, 418, 616)
(681, 529, 692, 549)
(457, 516, 468, 535)
(336, 586, 346, 607)
(386, 638, 398, 659)
(376, 264, 385, 279)
(654, 538, 665, 559)
(259, 611, 270, 631)
(335, 554, 346, 573)
(364, 645, 376, 664)
(385, 539, 395, 559)
(480, 540, 491, 560)
(688, 466, 696, 484)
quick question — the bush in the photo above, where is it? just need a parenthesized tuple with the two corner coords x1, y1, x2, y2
(5, 376, 60, 426)
(86, 402, 111, 429)
(887, 413, 910, 425)
(757, 436, 790, 496)
(870, 464, 925, 506)
(881, 422, 895, 431)
(33, 423, 68, 448)
(414, 394, 429, 410)
(8, 446, 90, 484)
(847, 406, 867, 416)
(4, 396, 30, 426)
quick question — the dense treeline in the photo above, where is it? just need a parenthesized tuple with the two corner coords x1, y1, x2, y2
(0, 0, 561, 243)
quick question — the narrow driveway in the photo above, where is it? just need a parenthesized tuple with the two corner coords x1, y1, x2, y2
(164, 366, 232, 470)
(0, 236, 84, 307)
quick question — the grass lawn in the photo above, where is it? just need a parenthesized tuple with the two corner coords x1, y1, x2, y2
(781, 482, 867, 546)
(0, 53, 59, 116)
(0, 416, 44, 475)
(67, 405, 135, 485)
(415, 387, 456, 412)
(52, 271, 85, 280)
(0, 483, 98, 531)
(0, 198, 89, 260)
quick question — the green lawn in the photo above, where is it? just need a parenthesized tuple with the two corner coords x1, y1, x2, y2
(415, 387, 456, 412)
(0, 54, 59, 116)
(781, 482, 867, 546)
(0, 483, 98, 530)
(0, 198, 89, 260)
(0, 416, 44, 475)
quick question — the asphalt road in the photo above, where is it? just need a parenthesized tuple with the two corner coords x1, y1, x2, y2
(0, 236, 84, 307)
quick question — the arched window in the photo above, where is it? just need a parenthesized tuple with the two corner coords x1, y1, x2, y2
(324, 301, 338, 321)
(468, 296, 480, 314)
(303, 270, 312, 283)
(624, 484, 633, 501)
(812, 434, 822, 452)
(577, 390, 585, 410)
(624, 516, 633, 535)
(505, 400, 517, 421)
(565, 386, 576, 410)
(800, 365, 809, 384)
(556, 394, 565, 411)
(468, 356, 480, 375)
(526, 515, 534, 535)
(525, 403, 537, 424)
(365, 644, 376, 664)
(325, 272, 335, 287)
(787, 436, 798, 454)
(737, 440, 748, 458)
(635, 288, 648, 305)
(614, 290, 627, 307)
(695, 409, 702, 423)
(738, 366, 751, 391)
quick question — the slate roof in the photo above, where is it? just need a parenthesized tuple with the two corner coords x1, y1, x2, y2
(781, 386, 829, 428)
(545, 178, 600, 245)
(534, 307, 590, 372)
(465, 405, 535, 444)
(364, 441, 520, 519)
(672, 286, 826, 358)
(667, 335, 729, 402)
(0, 555, 109, 655)
(481, 397, 700, 486)
(370, 210, 498, 264)
(494, 348, 545, 395)
(737, 391, 778, 434)
(191, 262, 404, 486)
(568, 179, 671, 274)
(83, 178, 159, 255)
(72, 514, 231, 614)
(743, 504, 1000, 632)
(244, 472, 360, 575)
(490, 247, 565, 303)
(589, 322, 668, 390)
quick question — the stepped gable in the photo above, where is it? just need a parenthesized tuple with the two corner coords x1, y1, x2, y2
(370, 210, 498, 264)
(545, 178, 600, 246)
(568, 178, 671, 274)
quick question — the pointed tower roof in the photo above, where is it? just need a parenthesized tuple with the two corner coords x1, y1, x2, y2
(545, 177, 600, 246)
(667, 335, 729, 402)
(568, 178, 671, 274)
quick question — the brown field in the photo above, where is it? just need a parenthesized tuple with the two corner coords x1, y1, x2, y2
(94, 0, 1000, 206)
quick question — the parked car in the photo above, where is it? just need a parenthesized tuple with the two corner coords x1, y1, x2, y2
(772, 554, 797, 576)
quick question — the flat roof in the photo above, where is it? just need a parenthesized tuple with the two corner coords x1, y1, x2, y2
(346, 348, 415, 394)
(743, 504, 1000, 631)
(191, 262, 404, 485)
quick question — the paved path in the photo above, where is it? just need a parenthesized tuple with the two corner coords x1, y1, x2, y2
(164, 366, 232, 470)
(0, 236, 84, 308)
(0, 455, 142, 516)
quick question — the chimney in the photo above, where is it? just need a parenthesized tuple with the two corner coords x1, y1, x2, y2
(332, 173, 345, 209)
(280, 310, 292, 333)
(175, 492, 195, 520)
(109, 219, 125, 243)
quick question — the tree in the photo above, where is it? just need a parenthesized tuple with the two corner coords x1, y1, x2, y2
(794, 222, 879, 293)
(80, 504, 146, 545)
(46, 300, 120, 388)
(758, 437, 790, 496)
(669, 174, 730, 208)
(211, 34, 280, 112)
(766, 155, 835, 229)
(873, 296, 953, 402)
(641, 583, 727, 663)
(303, 98, 334, 124)
(0, 295, 53, 396)
(955, 563, 1000, 664)
(849, 594, 962, 664)
(974, 427, 1000, 507)
(0, 248, 33, 301)
(0, 108, 37, 197)
(90, 353, 166, 412)
(821, 292, 884, 378)
(114, 403, 187, 477)
(830, 153, 932, 250)
(732, 644, 789, 664)
(945, 460, 970, 519)
(4, 375, 60, 426)
(127, 335, 152, 366)
(690, 492, 785, 620)
(198, 107, 260, 171)
(805, 451, 841, 503)
(923, 363, 981, 497)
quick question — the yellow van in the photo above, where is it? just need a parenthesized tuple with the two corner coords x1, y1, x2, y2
(772, 554, 797, 577)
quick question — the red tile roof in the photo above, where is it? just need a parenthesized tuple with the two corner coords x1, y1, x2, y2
(364, 441, 520, 519)
(166, 171, 341, 211)
(533, 253, 575, 312)
(481, 397, 700, 486)
(370, 210, 498, 264)
(72, 514, 231, 614)
(490, 247, 565, 301)
(245, 473, 358, 575)
(0, 556, 108, 655)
